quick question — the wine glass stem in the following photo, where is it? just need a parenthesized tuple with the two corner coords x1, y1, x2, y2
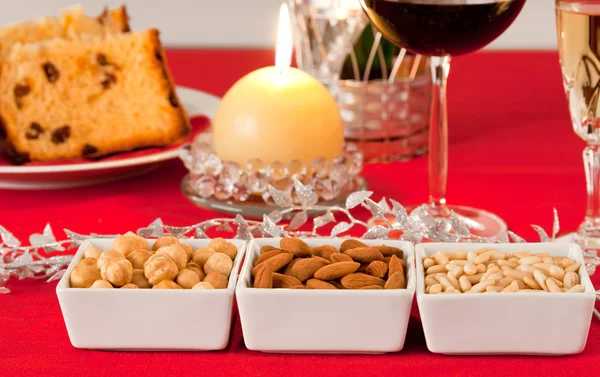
(428, 55, 451, 217)
(581, 145, 600, 237)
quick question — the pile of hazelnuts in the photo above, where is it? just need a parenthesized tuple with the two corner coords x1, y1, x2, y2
(69, 232, 237, 289)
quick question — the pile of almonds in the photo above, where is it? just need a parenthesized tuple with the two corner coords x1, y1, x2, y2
(69, 233, 237, 290)
(252, 238, 407, 289)
(423, 248, 584, 294)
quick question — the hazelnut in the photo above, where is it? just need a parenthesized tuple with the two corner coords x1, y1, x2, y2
(192, 282, 215, 290)
(143, 254, 178, 285)
(204, 253, 233, 278)
(176, 269, 200, 289)
(179, 243, 193, 262)
(90, 279, 113, 288)
(185, 262, 205, 280)
(121, 283, 139, 289)
(112, 235, 148, 257)
(78, 257, 98, 269)
(70, 266, 101, 288)
(124, 231, 149, 250)
(131, 269, 151, 288)
(84, 246, 102, 260)
(192, 247, 215, 267)
(203, 271, 228, 289)
(97, 249, 125, 270)
(208, 238, 237, 260)
(126, 249, 153, 269)
(156, 244, 187, 270)
(101, 259, 133, 287)
(152, 280, 183, 289)
(152, 235, 179, 251)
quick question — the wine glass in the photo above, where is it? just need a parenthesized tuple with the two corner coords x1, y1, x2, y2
(359, 0, 526, 237)
(556, 0, 600, 269)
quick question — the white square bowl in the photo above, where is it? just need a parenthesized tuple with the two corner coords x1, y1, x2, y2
(56, 238, 246, 350)
(416, 243, 596, 355)
(236, 238, 415, 353)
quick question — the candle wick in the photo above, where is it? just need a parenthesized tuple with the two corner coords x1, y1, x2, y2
(276, 65, 287, 85)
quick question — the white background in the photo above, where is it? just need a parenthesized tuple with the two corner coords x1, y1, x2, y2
(0, 0, 557, 49)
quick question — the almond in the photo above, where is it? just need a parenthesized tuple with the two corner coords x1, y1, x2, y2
(366, 260, 388, 278)
(314, 261, 360, 280)
(330, 253, 353, 263)
(311, 245, 339, 259)
(253, 267, 273, 288)
(254, 249, 286, 266)
(357, 263, 368, 273)
(341, 273, 385, 289)
(280, 237, 311, 257)
(362, 285, 384, 289)
(343, 247, 384, 263)
(377, 245, 404, 258)
(388, 255, 404, 276)
(252, 252, 293, 276)
(272, 273, 302, 288)
(289, 257, 330, 282)
(330, 280, 344, 289)
(384, 271, 406, 289)
(289, 285, 308, 289)
(340, 239, 367, 252)
(283, 258, 301, 275)
(260, 245, 278, 254)
(306, 278, 337, 289)
(311, 256, 332, 265)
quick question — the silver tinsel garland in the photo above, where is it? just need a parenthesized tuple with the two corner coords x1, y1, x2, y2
(2, 178, 599, 319)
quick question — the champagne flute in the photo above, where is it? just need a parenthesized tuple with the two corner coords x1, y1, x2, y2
(557, 0, 600, 268)
(359, 0, 525, 237)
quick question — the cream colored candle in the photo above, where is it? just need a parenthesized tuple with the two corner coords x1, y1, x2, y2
(212, 4, 344, 166)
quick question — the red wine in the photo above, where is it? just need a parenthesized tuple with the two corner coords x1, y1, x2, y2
(360, 0, 526, 56)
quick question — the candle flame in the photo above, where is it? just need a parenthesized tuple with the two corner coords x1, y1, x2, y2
(275, 3, 292, 75)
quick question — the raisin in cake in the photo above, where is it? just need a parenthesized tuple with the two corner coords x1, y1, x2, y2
(0, 29, 189, 162)
(0, 6, 130, 59)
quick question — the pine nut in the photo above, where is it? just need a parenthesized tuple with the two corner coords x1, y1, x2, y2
(532, 263, 554, 273)
(426, 265, 447, 275)
(517, 264, 542, 274)
(497, 276, 513, 288)
(467, 251, 477, 262)
(523, 276, 541, 290)
(449, 265, 464, 278)
(567, 284, 583, 293)
(488, 250, 506, 261)
(476, 264, 487, 273)
(444, 286, 456, 293)
(562, 259, 575, 268)
(463, 262, 477, 276)
(425, 275, 437, 287)
(423, 258, 436, 269)
(487, 263, 498, 270)
(563, 271, 577, 289)
(486, 272, 504, 282)
(503, 269, 530, 280)
(565, 262, 581, 273)
(438, 277, 454, 291)
(449, 251, 467, 260)
(542, 257, 554, 264)
(516, 279, 526, 289)
(430, 284, 443, 294)
(446, 272, 461, 290)
(467, 273, 484, 284)
(433, 252, 449, 266)
(425, 285, 431, 293)
(518, 256, 543, 265)
(474, 254, 490, 265)
(501, 280, 519, 293)
(475, 248, 492, 255)
(546, 278, 561, 293)
(535, 253, 550, 258)
(469, 280, 495, 293)
(448, 260, 468, 266)
(549, 277, 563, 288)
(459, 275, 472, 292)
(486, 286, 503, 293)
(514, 251, 532, 258)
(497, 260, 519, 269)
(533, 270, 549, 291)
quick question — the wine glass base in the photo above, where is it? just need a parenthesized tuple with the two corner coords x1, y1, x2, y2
(419, 204, 508, 239)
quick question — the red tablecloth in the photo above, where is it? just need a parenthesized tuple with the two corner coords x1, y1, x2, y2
(1, 50, 599, 376)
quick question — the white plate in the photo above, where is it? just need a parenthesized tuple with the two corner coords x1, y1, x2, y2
(56, 238, 246, 350)
(0, 86, 220, 190)
(416, 243, 596, 355)
(236, 238, 415, 353)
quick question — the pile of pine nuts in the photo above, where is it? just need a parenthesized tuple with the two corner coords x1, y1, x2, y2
(423, 249, 584, 294)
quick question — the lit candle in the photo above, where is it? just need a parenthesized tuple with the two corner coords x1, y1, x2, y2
(212, 3, 344, 167)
